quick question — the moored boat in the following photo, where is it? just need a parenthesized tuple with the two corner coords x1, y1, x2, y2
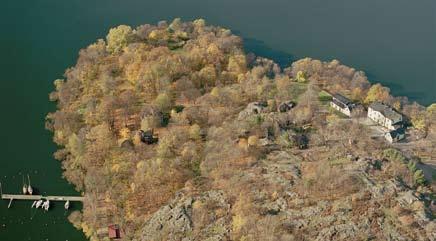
(43, 200, 50, 211)
(22, 176, 28, 195)
(64, 200, 70, 210)
(31, 200, 37, 208)
(35, 200, 43, 208)
(27, 175, 33, 195)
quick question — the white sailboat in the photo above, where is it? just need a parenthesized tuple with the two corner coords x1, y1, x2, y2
(22, 176, 28, 195)
(64, 200, 70, 210)
(31, 200, 37, 208)
(27, 175, 33, 195)
(43, 200, 50, 211)
(35, 200, 43, 208)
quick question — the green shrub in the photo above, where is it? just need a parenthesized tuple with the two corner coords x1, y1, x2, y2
(381, 148, 407, 163)
(318, 90, 332, 102)
(413, 170, 426, 186)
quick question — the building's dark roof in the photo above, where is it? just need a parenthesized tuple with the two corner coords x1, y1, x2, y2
(386, 128, 405, 139)
(333, 94, 352, 105)
(332, 94, 353, 109)
(369, 102, 402, 124)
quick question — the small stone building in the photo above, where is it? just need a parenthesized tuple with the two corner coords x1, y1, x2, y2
(384, 128, 405, 143)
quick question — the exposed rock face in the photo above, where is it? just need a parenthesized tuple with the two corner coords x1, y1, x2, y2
(135, 148, 436, 241)
(137, 191, 231, 241)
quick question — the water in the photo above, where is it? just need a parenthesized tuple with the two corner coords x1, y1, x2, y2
(1, 0, 435, 240)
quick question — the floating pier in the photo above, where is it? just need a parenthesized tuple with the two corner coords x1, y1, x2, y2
(1, 194, 84, 202)
(0, 182, 84, 208)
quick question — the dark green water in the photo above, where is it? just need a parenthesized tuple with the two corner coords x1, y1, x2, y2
(1, 0, 435, 240)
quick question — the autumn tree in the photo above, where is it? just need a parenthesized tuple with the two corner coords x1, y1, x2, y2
(106, 25, 134, 53)
(364, 83, 391, 104)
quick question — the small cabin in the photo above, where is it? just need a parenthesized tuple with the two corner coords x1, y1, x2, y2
(108, 224, 121, 239)
(293, 134, 309, 150)
(385, 129, 405, 143)
(278, 101, 296, 113)
(330, 94, 355, 117)
(138, 129, 158, 144)
(249, 101, 268, 114)
(238, 101, 269, 119)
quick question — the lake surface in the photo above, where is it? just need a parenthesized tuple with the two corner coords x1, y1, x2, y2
(1, 0, 435, 240)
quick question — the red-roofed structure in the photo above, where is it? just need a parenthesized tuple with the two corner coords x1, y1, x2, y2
(108, 224, 121, 239)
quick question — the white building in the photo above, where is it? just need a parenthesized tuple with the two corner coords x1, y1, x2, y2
(368, 102, 403, 130)
(330, 94, 355, 117)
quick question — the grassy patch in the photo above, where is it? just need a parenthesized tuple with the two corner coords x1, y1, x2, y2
(329, 157, 349, 166)
(289, 82, 308, 102)
(318, 90, 332, 102)
(328, 106, 349, 119)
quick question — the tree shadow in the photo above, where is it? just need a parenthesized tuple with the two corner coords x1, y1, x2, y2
(238, 35, 294, 68)
(366, 71, 427, 103)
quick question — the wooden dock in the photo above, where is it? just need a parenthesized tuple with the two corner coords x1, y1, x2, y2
(0, 182, 84, 209)
(1, 194, 84, 202)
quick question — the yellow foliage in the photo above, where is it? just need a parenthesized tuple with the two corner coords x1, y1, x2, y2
(207, 43, 220, 55)
(136, 161, 146, 169)
(81, 222, 94, 238)
(364, 83, 391, 104)
(240, 236, 249, 241)
(393, 100, 402, 110)
(247, 135, 259, 147)
(237, 73, 245, 83)
(192, 200, 204, 210)
(296, 71, 307, 82)
(148, 30, 159, 40)
(427, 103, 436, 113)
(133, 132, 142, 146)
(411, 114, 427, 130)
(106, 25, 133, 53)
(267, 99, 277, 111)
(154, 93, 172, 111)
(111, 164, 121, 173)
(193, 18, 206, 28)
(211, 87, 220, 97)
(189, 124, 201, 140)
(175, 30, 188, 39)
(351, 87, 364, 101)
(119, 127, 131, 139)
(232, 214, 246, 233)
(238, 138, 248, 151)
(326, 113, 340, 123)
(199, 65, 217, 85)
(227, 55, 247, 74)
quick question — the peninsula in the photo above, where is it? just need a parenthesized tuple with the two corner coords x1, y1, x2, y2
(47, 19, 436, 240)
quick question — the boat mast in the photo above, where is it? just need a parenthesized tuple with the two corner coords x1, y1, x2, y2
(27, 174, 33, 195)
